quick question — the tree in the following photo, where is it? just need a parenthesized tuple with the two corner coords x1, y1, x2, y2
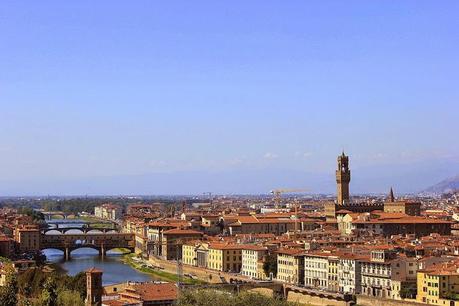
(56, 289, 84, 306)
(0, 264, 18, 306)
(263, 254, 278, 278)
(177, 289, 296, 306)
(18, 267, 46, 298)
(17, 268, 87, 302)
(0, 256, 12, 263)
(38, 277, 58, 306)
(17, 207, 45, 222)
(67, 272, 87, 299)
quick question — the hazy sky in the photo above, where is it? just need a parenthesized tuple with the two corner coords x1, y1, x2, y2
(0, 1, 458, 195)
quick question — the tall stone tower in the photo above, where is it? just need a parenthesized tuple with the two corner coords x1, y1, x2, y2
(388, 187, 395, 202)
(336, 151, 351, 205)
(85, 267, 103, 306)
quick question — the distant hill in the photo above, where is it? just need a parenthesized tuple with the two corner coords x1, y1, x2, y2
(1, 158, 459, 196)
(422, 175, 459, 194)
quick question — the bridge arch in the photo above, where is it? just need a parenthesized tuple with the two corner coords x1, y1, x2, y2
(40, 232, 135, 261)
(69, 245, 101, 254)
(44, 229, 63, 235)
(62, 228, 85, 235)
(43, 228, 118, 235)
(41, 248, 66, 255)
(86, 229, 104, 234)
(43, 213, 68, 220)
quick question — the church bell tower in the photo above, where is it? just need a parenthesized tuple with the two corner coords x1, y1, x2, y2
(336, 151, 351, 205)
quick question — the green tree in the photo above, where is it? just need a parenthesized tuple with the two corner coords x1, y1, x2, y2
(178, 289, 296, 306)
(263, 253, 278, 278)
(17, 207, 45, 221)
(56, 289, 84, 306)
(38, 277, 58, 306)
(18, 267, 46, 298)
(18, 268, 88, 301)
(0, 265, 18, 306)
(0, 256, 12, 263)
(65, 272, 87, 299)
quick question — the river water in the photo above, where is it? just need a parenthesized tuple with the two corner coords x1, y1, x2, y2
(43, 219, 155, 285)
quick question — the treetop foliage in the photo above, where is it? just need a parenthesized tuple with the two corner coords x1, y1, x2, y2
(177, 289, 297, 306)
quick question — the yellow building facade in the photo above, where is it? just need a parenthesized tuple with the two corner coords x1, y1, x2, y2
(207, 244, 242, 272)
(417, 269, 459, 305)
(276, 249, 304, 285)
(182, 242, 197, 266)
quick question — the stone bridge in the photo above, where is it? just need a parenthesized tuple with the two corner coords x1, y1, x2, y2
(47, 219, 118, 227)
(42, 227, 119, 234)
(42, 211, 75, 220)
(40, 233, 135, 260)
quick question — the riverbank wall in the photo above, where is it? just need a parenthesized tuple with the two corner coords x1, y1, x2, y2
(355, 295, 425, 306)
(148, 256, 224, 284)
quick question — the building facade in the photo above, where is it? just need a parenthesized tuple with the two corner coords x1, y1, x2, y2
(277, 248, 305, 285)
(240, 245, 268, 279)
(207, 244, 242, 273)
(338, 254, 364, 294)
(304, 253, 329, 289)
(14, 226, 40, 253)
(417, 266, 459, 305)
(94, 203, 122, 221)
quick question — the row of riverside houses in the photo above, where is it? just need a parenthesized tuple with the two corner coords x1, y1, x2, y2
(118, 154, 459, 306)
(275, 243, 459, 305)
(122, 201, 459, 306)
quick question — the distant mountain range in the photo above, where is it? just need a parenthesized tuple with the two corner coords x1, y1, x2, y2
(422, 175, 459, 194)
(1, 158, 458, 196)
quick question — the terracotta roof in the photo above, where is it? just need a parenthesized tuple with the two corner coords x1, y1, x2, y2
(336, 210, 353, 214)
(354, 217, 452, 224)
(257, 218, 295, 224)
(337, 253, 370, 261)
(240, 245, 268, 251)
(209, 243, 243, 250)
(304, 251, 334, 258)
(102, 300, 125, 306)
(235, 216, 259, 223)
(276, 247, 305, 256)
(162, 229, 203, 235)
(350, 213, 453, 224)
(122, 283, 177, 302)
(147, 220, 189, 227)
(86, 267, 103, 273)
(258, 212, 295, 218)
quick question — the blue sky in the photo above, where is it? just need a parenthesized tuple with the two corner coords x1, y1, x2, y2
(0, 1, 458, 195)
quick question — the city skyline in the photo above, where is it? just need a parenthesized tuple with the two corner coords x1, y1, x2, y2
(1, 1, 458, 195)
(3, 3, 459, 306)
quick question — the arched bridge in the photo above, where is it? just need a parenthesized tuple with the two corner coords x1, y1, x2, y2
(42, 226, 119, 235)
(40, 233, 135, 260)
(41, 211, 75, 220)
(46, 219, 119, 228)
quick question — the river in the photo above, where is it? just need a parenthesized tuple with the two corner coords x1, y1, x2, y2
(43, 219, 156, 285)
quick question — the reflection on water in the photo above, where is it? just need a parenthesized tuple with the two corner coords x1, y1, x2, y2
(44, 219, 155, 285)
